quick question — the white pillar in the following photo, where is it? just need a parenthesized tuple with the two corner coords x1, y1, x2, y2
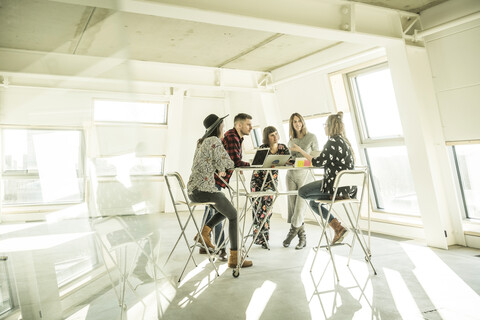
(163, 88, 185, 213)
(386, 43, 465, 248)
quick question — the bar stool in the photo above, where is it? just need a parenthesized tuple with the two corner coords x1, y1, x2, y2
(309, 168, 377, 282)
(164, 172, 219, 282)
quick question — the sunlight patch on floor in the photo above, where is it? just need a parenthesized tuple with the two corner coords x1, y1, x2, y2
(401, 242, 480, 319)
(384, 267, 423, 319)
(177, 262, 228, 308)
(246, 280, 277, 320)
(301, 248, 374, 319)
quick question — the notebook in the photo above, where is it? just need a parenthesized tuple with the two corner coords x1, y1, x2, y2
(262, 154, 292, 168)
(249, 148, 270, 167)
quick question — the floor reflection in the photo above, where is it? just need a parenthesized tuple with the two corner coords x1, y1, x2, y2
(1, 213, 480, 319)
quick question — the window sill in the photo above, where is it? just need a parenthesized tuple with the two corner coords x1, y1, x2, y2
(367, 210, 423, 228)
(463, 220, 480, 237)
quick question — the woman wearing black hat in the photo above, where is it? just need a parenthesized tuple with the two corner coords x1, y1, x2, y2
(187, 114, 253, 268)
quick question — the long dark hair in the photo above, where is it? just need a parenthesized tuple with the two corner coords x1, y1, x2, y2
(197, 122, 223, 146)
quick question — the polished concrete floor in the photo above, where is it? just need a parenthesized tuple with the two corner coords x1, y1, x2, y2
(2, 212, 480, 320)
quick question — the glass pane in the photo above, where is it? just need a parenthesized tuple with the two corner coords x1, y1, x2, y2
(2, 178, 85, 205)
(94, 100, 167, 124)
(2, 129, 85, 205)
(353, 68, 403, 139)
(366, 146, 420, 215)
(0, 257, 13, 315)
(54, 235, 98, 286)
(3, 129, 37, 172)
(454, 144, 480, 220)
(94, 156, 164, 177)
(251, 128, 262, 148)
(305, 117, 328, 147)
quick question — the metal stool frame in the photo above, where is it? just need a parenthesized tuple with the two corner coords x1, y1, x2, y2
(164, 172, 219, 282)
(309, 168, 377, 281)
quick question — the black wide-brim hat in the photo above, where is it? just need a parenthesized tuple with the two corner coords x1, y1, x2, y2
(202, 114, 229, 139)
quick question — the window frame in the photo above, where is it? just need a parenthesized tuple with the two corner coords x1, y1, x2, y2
(449, 142, 480, 221)
(345, 62, 420, 216)
(1, 126, 86, 207)
(93, 98, 169, 126)
(251, 127, 262, 148)
(92, 154, 166, 178)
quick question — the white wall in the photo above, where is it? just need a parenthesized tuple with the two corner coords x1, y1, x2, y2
(0, 87, 91, 126)
(176, 95, 227, 188)
(275, 72, 335, 121)
(424, 20, 480, 142)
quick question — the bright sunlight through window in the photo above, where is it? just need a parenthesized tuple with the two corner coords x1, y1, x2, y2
(94, 100, 168, 124)
(452, 144, 480, 220)
(352, 68, 403, 139)
(1, 128, 84, 206)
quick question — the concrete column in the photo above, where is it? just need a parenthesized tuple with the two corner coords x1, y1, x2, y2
(386, 43, 465, 248)
(163, 88, 185, 213)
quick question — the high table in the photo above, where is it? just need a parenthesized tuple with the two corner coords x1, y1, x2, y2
(223, 165, 321, 278)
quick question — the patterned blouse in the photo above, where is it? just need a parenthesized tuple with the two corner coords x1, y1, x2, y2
(187, 136, 234, 194)
(312, 135, 356, 198)
(250, 143, 290, 192)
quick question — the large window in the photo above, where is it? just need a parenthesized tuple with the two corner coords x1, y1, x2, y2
(452, 144, 480, 220)
(1, 128, 85, 206)
(347, 63, 420, 215)
(365, 146, 418, 214)
(94, 99, 168, 124)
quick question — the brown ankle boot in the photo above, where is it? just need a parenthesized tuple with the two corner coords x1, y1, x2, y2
(329, 218, 347, 244)
(228, 250, 253, 268)
(194, 225, 215, 250)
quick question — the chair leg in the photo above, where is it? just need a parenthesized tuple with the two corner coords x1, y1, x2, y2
(178, 207, 220, 282)
(310, 205, 340, 282)
(344, 203, 377, 275)
(165, 209, 197, 267)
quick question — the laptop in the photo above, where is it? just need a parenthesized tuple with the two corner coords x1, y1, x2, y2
(263, 154, 292, 168)
(249, 148, 270, 167)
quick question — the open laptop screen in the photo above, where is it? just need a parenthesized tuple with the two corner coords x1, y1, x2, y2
(251, 148, 269, 166)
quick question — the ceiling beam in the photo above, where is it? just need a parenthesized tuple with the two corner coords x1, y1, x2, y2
(50, 0, 418, 46)
(0, 48, 273, 93)
(270, 42, 383, 84)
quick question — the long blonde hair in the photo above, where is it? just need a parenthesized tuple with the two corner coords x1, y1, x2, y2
(289, 113, 307, 139)
(326, 111, 355, 161)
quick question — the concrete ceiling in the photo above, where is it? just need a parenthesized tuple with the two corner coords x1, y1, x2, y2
(0, 0, 447, 74)
(353, 0, 447, 13)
